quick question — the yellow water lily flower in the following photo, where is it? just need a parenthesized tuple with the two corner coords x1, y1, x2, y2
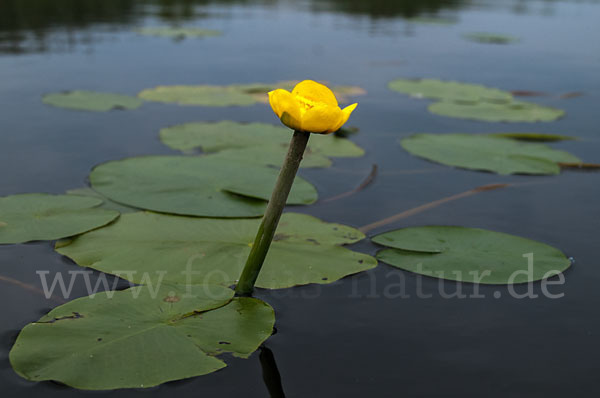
(268, 80, 358, 134)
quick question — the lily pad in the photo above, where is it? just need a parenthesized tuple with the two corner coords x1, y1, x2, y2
(159, 121, 364, 167)
(373, 226, 570, 284)
(135, 26, 221, 39)
(0, 194, 119, 244)
(67, 187, 139, 214)
(42, 91, 143, 112)
(491, 133, 575, 142)
(428, 100, 565, 122)
(138, 81, 365, 107)
(89, 156, 317, 217)
(10, 284, 274, 390)
(388, 78, 513, 102)
(55, 212, 377, 289)
(463, 32, 519, 44)
(138, 85, 258, 106)
(400, 133, 580, 175)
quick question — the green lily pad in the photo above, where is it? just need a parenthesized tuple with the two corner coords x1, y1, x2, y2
(43, 91, 143, 112)
(66, 187, 139, 214)
(159, 121, 364, 167)
(0, 194, 119, 244)
(373, 226, 570, 284)
(400, 133, 580, 175)
(89, 156, 317, 217)
(428, 100, 565, 122)
(135, 26, 221, 39)
(138, 81, 365, 107)
(491, 133, 575, 142)
(55, 212, 377, 289)
(388, 78, 513, 102)
(138, 85, 258, 106)
(10, 284, 274, 390)
(463, 32, 519, 44)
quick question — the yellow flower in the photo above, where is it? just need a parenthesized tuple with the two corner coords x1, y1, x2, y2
(268, 80, 358, 134)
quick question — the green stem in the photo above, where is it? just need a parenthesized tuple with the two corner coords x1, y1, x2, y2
(235, 130, 311, 296)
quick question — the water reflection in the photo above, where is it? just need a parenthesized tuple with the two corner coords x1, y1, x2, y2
(259, 345, 286, 398)
(0, 0, 596, 53)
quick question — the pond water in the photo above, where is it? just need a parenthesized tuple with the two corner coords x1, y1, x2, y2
(1, 0, 599, 396)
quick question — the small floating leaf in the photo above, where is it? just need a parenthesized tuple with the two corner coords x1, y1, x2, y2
(0, 194, 119, 244)
(400, 133, 580, 175)
(10, 284, 274, 390)
(90, 156, 317, 217)
(373, 226, 570, 284)
(428, 100, 565, 122)
(135, 26, 221, 39)
(159, 121, 364, 167)
(43, 91, 143, 112)
(55, 212, 377, 289)
(388, 78, 513, 102)
(462, 32, 519, 44)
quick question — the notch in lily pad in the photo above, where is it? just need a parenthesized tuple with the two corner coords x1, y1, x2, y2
(373, 226, 571, 284)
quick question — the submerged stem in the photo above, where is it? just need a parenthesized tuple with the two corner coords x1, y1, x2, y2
(235, 130, 311, 295)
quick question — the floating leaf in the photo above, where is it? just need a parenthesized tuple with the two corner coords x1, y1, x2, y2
(0, 194, 119, 244)
(135, 26, 221, 39)
(405, 16, 458, 25)
(428, 100, 565, 122)
(66, 187, 139, 214)
(42, 91, 143, 112)
(138, 85, 258, 106)
(138, 81, 365, 107)
(400, 133, 580, 175)
(10, 284, 274, 390)
(388, 78, 513, 102)
(56, 212, 377, 289)
(89, 156, 317, 217)
(373, 226, 570, 284)
(491, 133, 575, 142)
(463, 32, 519, 44)
(159, 121, 364, 167)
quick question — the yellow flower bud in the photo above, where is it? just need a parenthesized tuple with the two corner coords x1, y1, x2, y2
(268, 80, 357, 134)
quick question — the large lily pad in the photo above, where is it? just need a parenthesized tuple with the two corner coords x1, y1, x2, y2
(159, 121, 364, 167)
(373, 226, 571, 284)
(138, 81, 364, 107)
(135, 26, 221, 39)
(388, 78, 513, 102)
(10, 284, 274, 390)
(401, 133, 580, 175)
(55, 212, 377, 289)
(89, 156, 317, 217)
(463, 32, 519, 44)
(428, 100, 565, 122)
(0, 194, 119, 244)
(43, 91, 143, 112)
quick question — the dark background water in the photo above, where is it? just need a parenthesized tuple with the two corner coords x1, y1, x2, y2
(1, 0, 599, 397)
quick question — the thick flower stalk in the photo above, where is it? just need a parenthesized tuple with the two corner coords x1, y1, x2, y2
(235, 80, 357, 295)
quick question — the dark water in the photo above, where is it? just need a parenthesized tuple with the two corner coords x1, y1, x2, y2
(1, 0, 600, 396)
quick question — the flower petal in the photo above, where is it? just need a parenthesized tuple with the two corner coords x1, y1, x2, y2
(301, 104, 343, 134)
(331, 103, 358, 132)
(292, 80, 338, 107)
(268, 89, 302, 131)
